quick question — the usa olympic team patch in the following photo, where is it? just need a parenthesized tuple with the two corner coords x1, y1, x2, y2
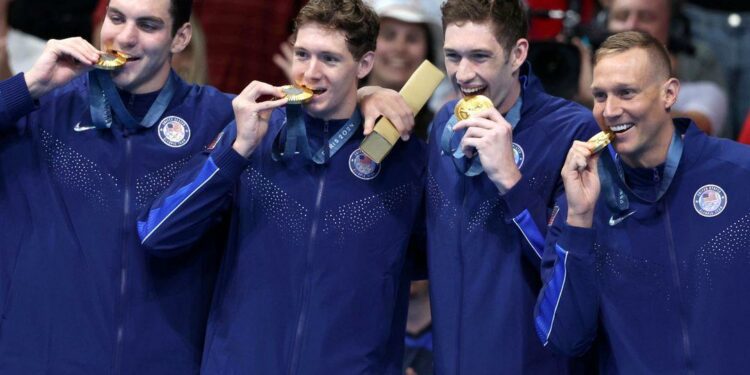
(693, 184, 727, 217)
(349, 149, 380, 180)
(512, 143, 525, 169)
(158, 116, 191, 148)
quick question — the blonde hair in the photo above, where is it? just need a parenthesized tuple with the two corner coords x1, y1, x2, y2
(594, 30, 672, 79)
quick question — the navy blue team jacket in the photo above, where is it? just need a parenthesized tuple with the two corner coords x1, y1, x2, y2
(426, 63, 598, 374)
(0, 73, 233, 374)
(138, 107, 426, 374)
(536, 120, 750, 374)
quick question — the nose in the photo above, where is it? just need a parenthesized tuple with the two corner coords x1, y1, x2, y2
(302, 57, 323, 83)
(393, 35, 408, 54)
(454, 58, 475, 84)
(624, 14, 640, 31)
(602, 96, 623, 119)
(115, 22, 138, 50)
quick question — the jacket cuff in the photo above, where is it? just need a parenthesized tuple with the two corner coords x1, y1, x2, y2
(211, 144, 250, 180)
(502, 175, 539, 218)
(0, 73, 37, 119)
(558, 224, 596, 255)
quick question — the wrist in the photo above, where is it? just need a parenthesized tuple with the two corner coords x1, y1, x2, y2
(24, 71, 46, 99)
(231, 139, 256, 158)
(490, 169, 522, 195)
(566, 211, 594, 228)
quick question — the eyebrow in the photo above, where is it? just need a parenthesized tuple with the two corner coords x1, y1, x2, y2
(108, 7, 166, 26)
(444, 48, 492, 54)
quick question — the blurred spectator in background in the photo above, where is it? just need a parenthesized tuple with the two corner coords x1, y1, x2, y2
(366, 0, 446, 139)
(575, 0, 728, 135)
(0, 0, 45, 79)
(683, 0, 750, 139)
(9, 0, 98, 41)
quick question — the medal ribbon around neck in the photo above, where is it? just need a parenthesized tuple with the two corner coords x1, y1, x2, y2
(440, 96, 522, 176)
(272, 105, 362, 165)
(598, 125, 684, 216)
(89, 69, 177, 130)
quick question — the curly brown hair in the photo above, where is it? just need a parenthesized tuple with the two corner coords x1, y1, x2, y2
(294, 0, 379, 60)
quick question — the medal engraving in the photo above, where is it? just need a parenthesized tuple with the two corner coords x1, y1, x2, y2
(281, 85, 313, 104)
(587, 131, 614, 154)
(454, 95, 494, 120)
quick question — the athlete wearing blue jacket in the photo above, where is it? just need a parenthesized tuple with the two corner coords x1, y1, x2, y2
(0, 0, 233, 373)
(426, 1, 599, 373)
(535, 31, 750, 373)
(138, 1, 426, 373)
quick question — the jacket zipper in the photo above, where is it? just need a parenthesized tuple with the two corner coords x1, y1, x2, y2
(114, 113, 134, 374)
(288, 121, 329, 375)
(456, 176, 468, 373)
(664, 201, 695, 374)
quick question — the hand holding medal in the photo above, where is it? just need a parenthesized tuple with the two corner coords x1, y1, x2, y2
(231, 81, 289, 158)
(561, 139, 603, 228)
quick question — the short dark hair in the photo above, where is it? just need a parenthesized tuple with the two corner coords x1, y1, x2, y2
(169, 0, 192, 35)
(594, 31, 673, 79)
(441, 0, 528, 53)
(294, 0, 379, 60)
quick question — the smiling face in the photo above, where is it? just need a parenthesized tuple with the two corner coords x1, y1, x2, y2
(369, 17, 429, 90)
(292, 23, 374, 120)
(592, 47, 679, 168)
(101, 0, 191, 94)
(443, 21, 526, 113)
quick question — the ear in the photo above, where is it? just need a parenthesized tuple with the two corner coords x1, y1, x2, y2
(356, 51, 375, 79)
(509, 38, 529, 73)
(663, 77, 680, 111)
(170, 22, 192, 54)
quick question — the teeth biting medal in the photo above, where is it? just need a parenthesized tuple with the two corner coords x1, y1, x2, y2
(454, 95, 494, 120)
(281, 85, 313, 104)
(94, 50, 130, 70)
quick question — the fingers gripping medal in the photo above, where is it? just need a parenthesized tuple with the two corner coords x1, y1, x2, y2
(454, 95, 495, 120)
(94, 50, 129, 70)
(587, 131, 615, 154)
(281, 85, 313, 104)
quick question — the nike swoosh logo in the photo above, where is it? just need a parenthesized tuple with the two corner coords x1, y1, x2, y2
(73, 122, 97, 132)
(609, 210, 636, 226)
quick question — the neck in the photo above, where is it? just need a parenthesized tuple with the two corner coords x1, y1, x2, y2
(116, 66, 172, 95)
(497, 79, 521, 114)
(621, 121, 675, 169)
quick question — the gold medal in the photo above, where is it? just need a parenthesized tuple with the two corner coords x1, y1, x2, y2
(95, 50, 129, 70)
(281, 85, 313, 104)
(454, 95, 495, 120)
(587, 131, 614, 154)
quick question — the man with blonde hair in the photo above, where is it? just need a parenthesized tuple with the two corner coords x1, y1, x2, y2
(536, 30, 750, 373)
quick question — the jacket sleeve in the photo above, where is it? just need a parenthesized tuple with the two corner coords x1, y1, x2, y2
(0, 73, 38, 136)
(502, 112, 600, 269)
(501, 173, 556, 268)
(534, 197, 600, 357)
(137, 121, 249, 255)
